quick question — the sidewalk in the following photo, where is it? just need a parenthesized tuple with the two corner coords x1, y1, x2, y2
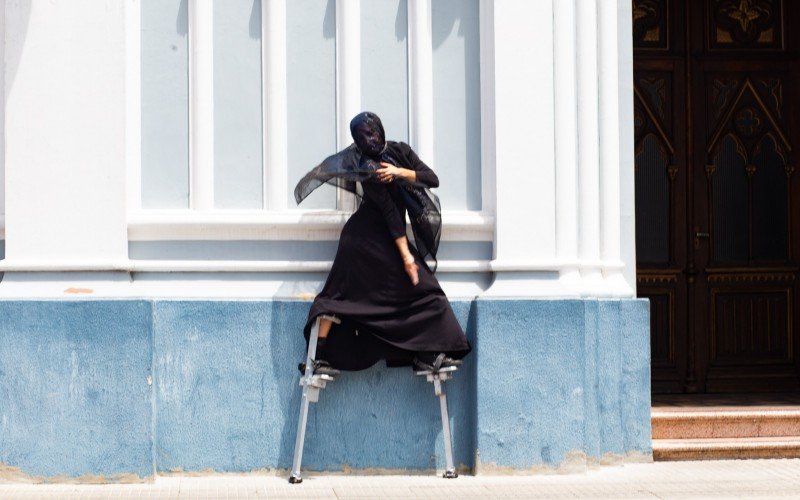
(2, 459, 800, 499)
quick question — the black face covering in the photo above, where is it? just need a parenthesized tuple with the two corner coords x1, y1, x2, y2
(294, 111, 442, 265)
(350, 112, 386, 158)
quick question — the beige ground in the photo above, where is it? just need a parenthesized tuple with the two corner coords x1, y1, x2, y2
(2, 459, 800, 499)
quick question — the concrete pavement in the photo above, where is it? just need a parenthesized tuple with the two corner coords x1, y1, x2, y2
(2, 459, 800, 499)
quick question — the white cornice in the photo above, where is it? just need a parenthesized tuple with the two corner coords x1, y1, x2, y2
(0, 258, 625, 274)
(127, 210, 495, 241)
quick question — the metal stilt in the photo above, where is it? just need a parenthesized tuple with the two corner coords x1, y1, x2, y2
(289, 315, 340, 484)
(288, 314, 461, 482)
(415, 365, 459, 478)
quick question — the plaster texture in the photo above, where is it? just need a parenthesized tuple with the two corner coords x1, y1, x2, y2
(474, 299, 651, 469)
(153, 300, 475, 473)
(0, 300, 153, 478)
(0, 298, 649, 478)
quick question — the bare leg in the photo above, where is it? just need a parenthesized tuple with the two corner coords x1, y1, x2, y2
(318, 318, 333, 339)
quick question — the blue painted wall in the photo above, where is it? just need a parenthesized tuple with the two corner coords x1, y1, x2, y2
(0, 298, 649, 478)
(0, 301, 154, 478)
(474, 299, 651, 469)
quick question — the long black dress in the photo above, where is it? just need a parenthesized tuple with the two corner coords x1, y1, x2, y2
(303, 141, 471, 371)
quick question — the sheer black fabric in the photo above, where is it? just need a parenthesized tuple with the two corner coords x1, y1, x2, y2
(295, 112, 470, 371)
(293, 112, 442, 264)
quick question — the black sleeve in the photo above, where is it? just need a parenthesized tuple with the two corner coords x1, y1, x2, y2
(362, 182, 406, 239)
(400, 142, 439, 188)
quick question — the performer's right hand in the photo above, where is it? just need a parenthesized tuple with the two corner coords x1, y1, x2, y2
(404, 258, 419, 286)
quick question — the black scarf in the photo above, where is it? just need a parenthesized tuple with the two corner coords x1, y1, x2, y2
(294, 112, 442, 265)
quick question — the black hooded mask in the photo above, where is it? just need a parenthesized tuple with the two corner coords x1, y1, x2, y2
(350, 112, 386, 159)
(294, 112, 442, 266)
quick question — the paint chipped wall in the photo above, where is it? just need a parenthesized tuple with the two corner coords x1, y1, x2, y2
(0, 298, 651, 478)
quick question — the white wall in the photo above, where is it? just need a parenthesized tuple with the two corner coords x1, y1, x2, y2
(432, 0, 481, 211)
(360, 0, 409, 144)
(140, 0, 189, 209)
(213, 0, 263, 209)
(0, 0, 636, 300)
(4, 0, 127, 263)
(0, 0, 5, 236)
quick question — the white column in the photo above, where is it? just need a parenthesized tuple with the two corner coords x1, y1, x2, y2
(617, 0, 638, 295)
(3, 1, 127, 263)
(553, 0, 580, 292)
(189, 0, 215, 210)
(479, 0, 496, 217)
(576, 0, 602, 291)
(336, 0, 361, 150)
(126, 0, 142, 216)
(336, 0, 361, 211)
(0, 0, 5, 235)
(408, 0, 433, 163)
(263, 0, 288, 210)
(483, 0, 558, 297)
(597, 0, 631, 296)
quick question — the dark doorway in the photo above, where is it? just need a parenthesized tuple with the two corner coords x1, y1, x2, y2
(634, 0, 800, 393)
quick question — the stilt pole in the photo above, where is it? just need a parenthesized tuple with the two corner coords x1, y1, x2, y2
(416, 366, 459, 478)
(289, 315, 340, 484)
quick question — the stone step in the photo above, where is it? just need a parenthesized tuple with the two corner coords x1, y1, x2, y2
(651, 409, 800, 439)
(653, 436, 800, 461)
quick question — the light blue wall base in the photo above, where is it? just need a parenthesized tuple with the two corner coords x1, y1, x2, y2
(474, 299, 651, 469)
(0, 301, 153, 478)
(0, 298, 650, 478)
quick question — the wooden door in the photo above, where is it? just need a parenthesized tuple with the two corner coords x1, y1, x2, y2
(634, 0, 800, 393)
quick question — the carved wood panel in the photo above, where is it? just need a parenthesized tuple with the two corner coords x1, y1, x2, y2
(649, 291, 676, 364)
(704, 76, 793, 265)
(639, 271, 686, 393)
(633, 0, 670, 50)
(634, 57, 688, 393)
(695, 0, 799, 389)
(635, 0, 800, 393)
(635, 71, 676, 264)
(708, 0, 784, 50)
(711, 287, 792, 363)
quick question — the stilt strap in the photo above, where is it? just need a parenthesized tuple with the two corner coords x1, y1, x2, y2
(414, 365, 458, 378)
(300, 373, 334, 388)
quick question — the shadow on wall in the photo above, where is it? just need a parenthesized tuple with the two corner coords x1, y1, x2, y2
(272, 302, 304, 470)
(249, 0, 260, 39)
(431, 0, 481, 211)
(3, 1, 33, 233)
(431, 0, 474, 50)
(178, 0, 262, 40)
(4, 0, 33, 101)
(323, 0, 335, 40)
(395, 0, 407, 42)
(177, 0, 187, 36)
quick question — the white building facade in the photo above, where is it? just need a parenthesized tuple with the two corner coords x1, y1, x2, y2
(0, 0, 650, 478)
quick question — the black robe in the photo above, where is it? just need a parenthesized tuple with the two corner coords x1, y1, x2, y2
(303, 141, 471, 371)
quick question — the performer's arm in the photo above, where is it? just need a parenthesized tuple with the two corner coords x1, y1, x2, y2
(362, 182, 419, 285)
(376, 143, 439, 188)
(394, 236, 419, 286)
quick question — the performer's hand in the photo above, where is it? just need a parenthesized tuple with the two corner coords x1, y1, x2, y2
(377, 163, 403, 183)
(403, 256, 419, 286)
